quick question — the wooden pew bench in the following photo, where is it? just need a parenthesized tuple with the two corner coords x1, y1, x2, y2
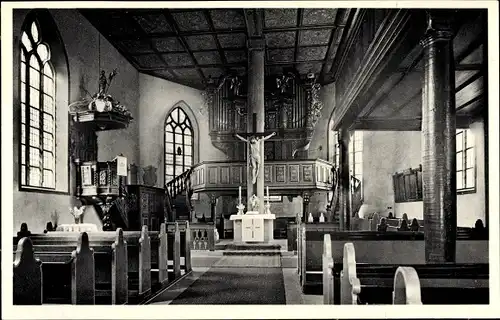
(300, 224, 488, 294)
(325, 242, 489, 305)
(13, 225, 175, 304)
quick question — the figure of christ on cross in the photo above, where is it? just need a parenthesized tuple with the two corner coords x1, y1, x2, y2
(235, 131, 276, 185)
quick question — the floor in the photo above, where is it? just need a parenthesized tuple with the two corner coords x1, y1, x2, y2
(147, 239, 323, 305)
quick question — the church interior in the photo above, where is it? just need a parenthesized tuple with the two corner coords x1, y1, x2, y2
(5, 5, 497, 310)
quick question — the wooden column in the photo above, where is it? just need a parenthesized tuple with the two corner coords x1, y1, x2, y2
(339, 128, 351, 231)
(247, 38, 266, 214)
(209, 193, 220, 238)
(302, 192, 310, 223)
(420, 11, 456, 263)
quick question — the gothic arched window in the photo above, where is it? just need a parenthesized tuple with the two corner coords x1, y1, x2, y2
(20, 19, 56, 188)
(165, 107, 194, 183)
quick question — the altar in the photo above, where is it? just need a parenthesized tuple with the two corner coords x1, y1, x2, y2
(230, 212, 275, 243)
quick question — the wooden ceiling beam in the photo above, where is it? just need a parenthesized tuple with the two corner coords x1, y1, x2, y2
(203, 10, 230, 74)
(351, 115, 474, 131)
(110, 25, 341, 41)
(320, 9, 346, 83)
(455, 63, 483, 71)
(131, 44, 331, 56)
(329, 9, 365, 81)
(363, 51, 424, 118)
(138, 59, 326, 71)
(163, 9, 206, 83)
(293, 9, 303, 64)
(122, 12, 180, 82)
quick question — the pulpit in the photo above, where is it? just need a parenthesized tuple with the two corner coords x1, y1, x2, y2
(230, 213, 275, 243)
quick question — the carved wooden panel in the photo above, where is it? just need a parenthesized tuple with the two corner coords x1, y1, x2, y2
(289, 165, 300, 182)
(275, 165, 286, 183)
(231, 166, 242, 184)
(208, 167, 217, 184)
(264, 166, 272, 183)
(200, 168, 205, 184)
(220, 166, 230, 184)
(303, 165, 313, 182)
(264, 141, 274, 160)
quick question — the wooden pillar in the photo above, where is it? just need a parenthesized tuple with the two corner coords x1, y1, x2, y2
(247, 38, 266, 214)
(339, 128, 351, 231)
(209, 194, 220, 238)
(420, 11, 456, 263)
(302, 192, 310, 223)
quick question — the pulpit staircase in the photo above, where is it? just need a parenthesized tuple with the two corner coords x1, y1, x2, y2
(328, 174, 363, 227)
(164, 168, 193, 221)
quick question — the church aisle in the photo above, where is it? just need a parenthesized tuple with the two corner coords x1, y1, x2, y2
(150, 267, 286, 304)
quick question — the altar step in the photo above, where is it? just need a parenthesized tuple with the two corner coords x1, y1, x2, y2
(222, 243, 281, 256)
(223, 250, 280, 256)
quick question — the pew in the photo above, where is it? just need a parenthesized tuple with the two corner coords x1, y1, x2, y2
(325, 241, 488, 304)
(12, 223, 190, 305)
(392, 267, 422, 305)
(13, 237, 42, 304)
(298, 223, 488, 293)
(17, 227, 152, 304)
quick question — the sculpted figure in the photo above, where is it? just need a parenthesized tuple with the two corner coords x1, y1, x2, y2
(235, 132, 276, 184)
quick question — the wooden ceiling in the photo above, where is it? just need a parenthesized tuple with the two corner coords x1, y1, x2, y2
(351, 9, 487, 130)
(80, 8, 353, 89)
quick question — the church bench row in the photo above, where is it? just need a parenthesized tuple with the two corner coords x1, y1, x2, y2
(323, 239, 489, 304)
(298, 223, 488, 293)
(13, 222, 192, 305)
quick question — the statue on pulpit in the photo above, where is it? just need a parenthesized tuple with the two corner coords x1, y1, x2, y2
(235, 132, 276, 184)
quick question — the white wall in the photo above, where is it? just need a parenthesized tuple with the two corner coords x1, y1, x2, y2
(12, 9, 139, 233)
(360, 120, 486, 227)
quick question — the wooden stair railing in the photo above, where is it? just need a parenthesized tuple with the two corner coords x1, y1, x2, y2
(328, 170, 363, 223)
(351, 176, 363, 217)
(164, 168, 194, 220)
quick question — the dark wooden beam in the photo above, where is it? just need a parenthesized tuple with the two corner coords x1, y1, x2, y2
(243, 9, 264, 38)
(329, 9, 365, 81)
(138, 58, 326, 71)
(133, 44, 331, 56)
(123, 12, 180, 81)
(455, 63, 483, 71)
(364, 51, 424, 118)
(455, 70, 483, 93)
(331, 10, 426, 131)
(293, 9, 303, 64)
(389, 89, 421, 117)
(456, 94, 483, 112)
(263, 24, 340, 33)
(139, 70, 204, 90)
(111, 25, 341, 41)
(320, 9, 349, 82)
(351, 115, 474, 131)
(455, 36, 484, 64)
(203, 10, 230, 75)
(163, 9, 206, 83)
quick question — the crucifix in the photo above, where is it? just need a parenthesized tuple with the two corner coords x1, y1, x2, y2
(235, 113, 276, 213)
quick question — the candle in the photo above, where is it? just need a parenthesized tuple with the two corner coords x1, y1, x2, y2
(267, 186, 269, 198)
(239, 186, 242, 204)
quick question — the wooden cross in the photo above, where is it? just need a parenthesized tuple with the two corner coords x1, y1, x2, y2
(236, 113, 276, 193)
(236, 113, 275, 139)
